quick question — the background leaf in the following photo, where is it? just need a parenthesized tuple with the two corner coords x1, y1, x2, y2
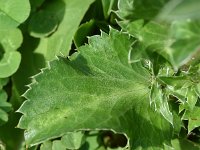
(0, 78, 12, 125)
(157, 0, 200, 21)
(0, 28, 22, 78)
(116, 0, 169, 21)
(30, 0, 95, 60)
(0, 0, 30, 28)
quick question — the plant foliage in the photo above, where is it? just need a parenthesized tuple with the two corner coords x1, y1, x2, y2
(0, 0, 200, 150)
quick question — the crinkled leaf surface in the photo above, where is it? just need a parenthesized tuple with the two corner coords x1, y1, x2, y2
(31, 0, 95, 60)
(18, 29, 172, 149)
(0, 0, 30, 28)
(0, 28, 22, 78)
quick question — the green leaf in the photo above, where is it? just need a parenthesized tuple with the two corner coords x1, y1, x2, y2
(183, 106, 200, 133)
(0, 28, 23, 52)
(0, 28, 22, 78)
(116, 0, 169, 21)
(61, 132, 85, 149)
(158, 76, 193, 89)
(74, 20, 96, 47)
(150, 84, 173, 125)
(39, 132, 85, 150)
(0, 79, 12, 126)
(166, 138, 200, 150)
(0, 141, 6, 150)
(18, 29, 172, 149)
(119, 20, 200, 69)
(40, 141, 52, 150)
(12, 34, 46, 96)
(31, 0, 95, 60)
(167, 20, 200, 69)
(118, 20, 169, 63)
(52, 140, 66, 150)
(29, 0, 45, 12)
(101, 0, 115, 19)
(157, 0, 200, 21)
(28, 11, 58, 38)
(0, 51, 21, 78)
(0, 0, 30, 28)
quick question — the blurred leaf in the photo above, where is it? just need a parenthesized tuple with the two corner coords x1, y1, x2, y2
(0, 0, 30, 28)
(0, 82, 25, 150)
(119, 20, 200, 69)
(158, 76, 193, 89)
(101, 0, 115, 19)
(29, 0, 45, 12)
(0, 79, 12, 126)
(31, 0, 95, 60)
(28, 11, 58, 38)
(74, 20, 96, 47)
(52, 140, 66, 150)
(0, 51, 21, 78)
(0, 28, 22, 78)
(12, 34, 45, 96)
(61, 132, 85, 149)
(170, 138, 200, 150)
(150, 84, 173, 124)
(116, 0, 169, 21)
(183, 106, 200, 133)
(157, 0, 200, 21)
(40, 141, 52, 150)
(166, 20, 200, 69)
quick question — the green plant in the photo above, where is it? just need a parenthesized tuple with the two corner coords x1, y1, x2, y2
(0, 0, 200, 149)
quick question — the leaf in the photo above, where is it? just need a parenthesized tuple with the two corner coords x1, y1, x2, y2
(0, 28, 23, 52)
(39, 132, 85, 150)
(12, 34, 46, 96)
(28, 11, 58, 38)
(166, 138, 200, 150)
(18, 29, 172, 149)
(0, 79, 12, 126)
(0, 78, 8, 88)
(101, 0, 115, 19)
(0, 141, 6, 150)
(40, 141, 52, 150)
(29, 0, 45, 12)
(118, 20, 169, 63)
(150, 84, 173, 125)
(0, 28, 22, 78)
(119, 20, 200, 69)
(157, 0, 200, 21)
(0, 51, 21, 78)
(74, 20, 96, 47)
(31, 0, 95, 60)
(52, 140, 66, 150)
(61, 132, 85, 149)
(158, 76, 193, 89)
(183, 106, 200, 133)
(167, 20, 200, 69)
(116, 0, 169, 21)
(0, 0, 30, 28)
